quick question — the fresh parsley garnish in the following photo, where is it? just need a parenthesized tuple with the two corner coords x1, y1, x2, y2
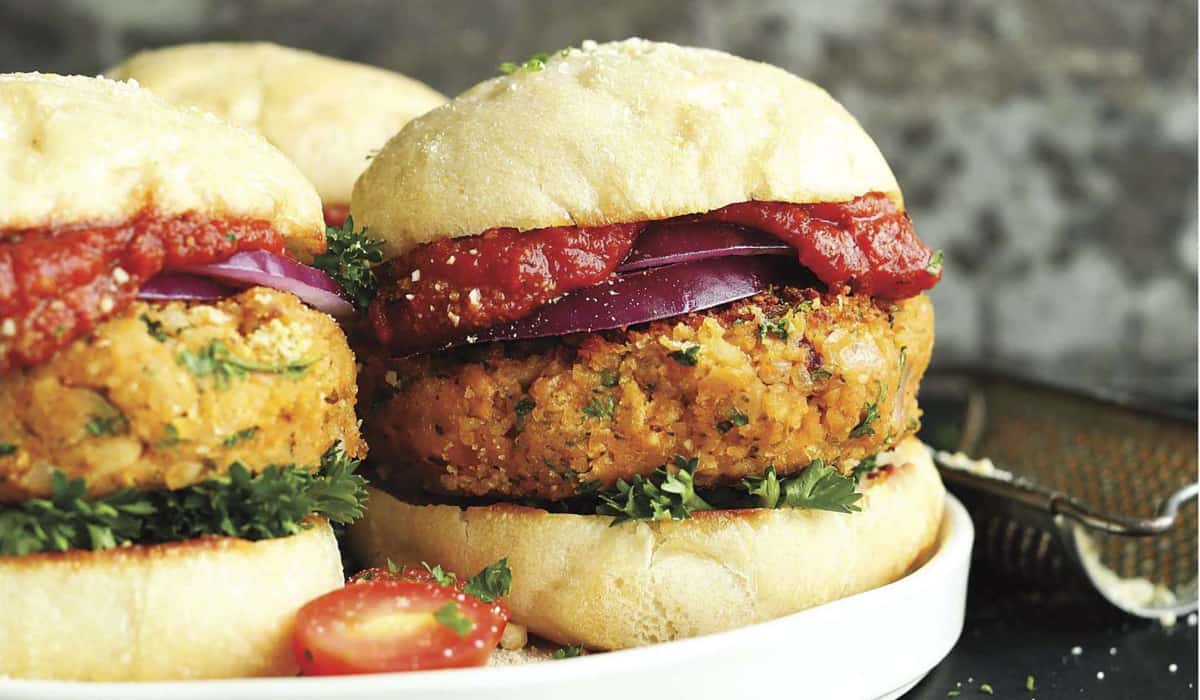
(422, 561, 457, 586)
(553, 645, 585, 659)
(312, 215, 385, 309)
(463, 558, 512, 602)
(810, 367, 833, 381)
(498, 47, 571, 75)
(582, 395, 616, 420)
(85, 413, 127, 437)
(0, 442, 366, 556)
(177, 340, 314, 387)
(514, 398, 535, 433)
(758, 315, 791, 341)
(596, 456, 712, 524)
(669, 344, 702, 366)
(0, 443, 15, 457)
(850, 455, 880, 483)
(157, 422, 181, 448)
(742, 462, 862, 513)
(716, 406, 749, 433)
(849, 401, 880, 439)
(926, 249, 944, 275)
(223, 426, 259, 447)
(140, 314, 169, 342)
(433, 601, 475, 637)
(599, 368, 620, 388)
(576, 479, 602, 495)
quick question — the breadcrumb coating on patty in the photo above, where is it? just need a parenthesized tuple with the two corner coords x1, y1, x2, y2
(361, 288, 933, 501)
(0, 288, 365, 501)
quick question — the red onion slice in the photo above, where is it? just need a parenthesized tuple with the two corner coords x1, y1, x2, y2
(395, 256, 803, 356)
(617, 222, 792, 273)
(174, 251, 355, 317)
(137, 273, 234, 301)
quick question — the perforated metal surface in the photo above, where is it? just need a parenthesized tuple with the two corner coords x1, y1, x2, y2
(920, 370, 1198, 602)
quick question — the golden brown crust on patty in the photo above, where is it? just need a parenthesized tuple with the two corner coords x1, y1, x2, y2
(362, 289, 933, 501)
(0, 288, 364, 501)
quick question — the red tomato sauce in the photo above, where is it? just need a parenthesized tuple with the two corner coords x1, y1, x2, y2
(0, 211, 287, 372)
(369, 193, 940, 350)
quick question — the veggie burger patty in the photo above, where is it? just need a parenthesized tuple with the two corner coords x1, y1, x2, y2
(364, 287, 933, 501)
(0, 288, 364, 501)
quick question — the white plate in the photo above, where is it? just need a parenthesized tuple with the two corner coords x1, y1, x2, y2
(0, 496, 973, 700)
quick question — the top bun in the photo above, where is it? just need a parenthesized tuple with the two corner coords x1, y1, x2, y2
(0, 73, 324, 257)
(107, 43, 447, 206)
(352, 38, 902, 259)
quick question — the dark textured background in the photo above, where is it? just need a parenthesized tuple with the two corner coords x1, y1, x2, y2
(2, 0, 1195, 400)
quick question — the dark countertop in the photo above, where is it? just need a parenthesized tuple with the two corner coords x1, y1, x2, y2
(905, 556, 1198, 699)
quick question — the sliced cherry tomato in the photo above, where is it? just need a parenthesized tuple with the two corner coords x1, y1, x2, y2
(347, 564, 512, 620)
(293, 579, 508, 675)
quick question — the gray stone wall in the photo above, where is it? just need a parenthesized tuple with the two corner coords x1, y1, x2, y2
(2, 0, 1195, 400)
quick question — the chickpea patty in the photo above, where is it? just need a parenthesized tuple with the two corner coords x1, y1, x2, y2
(0, 288, 365, 501)
(362, 288, 933, 501)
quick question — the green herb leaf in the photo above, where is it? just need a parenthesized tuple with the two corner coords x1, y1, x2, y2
(0, 442, 366, 556)
(177, 339, 315, 387)
(582, 395, 616, 420)
(85, 413, 127, 437)
(514, 398, 536, 433)
(157, 423, 181, 448)
(0, 443, 15, 457)
(463, 558, 512, 602)
(576, 479, 602, 495)
(140, 314, 169, 342)
(743, 461, 862, 513)
(716, 406, 749, 433)
(669, 344, 702, 366)
(387, 558, 401, 574)
(926, 249, 944, 275)
(777, 460, 863, 513)
(553, 645, 585, 659)
(743, 466, 782, 508)
(849, 401, 880, 439)
(312, 215, 385, 308)
(758, 316, 791, 341)
(498, 48, 567, 75)
(433, 601, 475, 637)
(223, 426, 259, 447)
(422, 561, 457, 586)
(1026, 674, 1036, 691)
(979, 683, 994, 695)
(599, 368, 620, 388)
(596, 455, 712, 524)
(850, 455, 880, 484)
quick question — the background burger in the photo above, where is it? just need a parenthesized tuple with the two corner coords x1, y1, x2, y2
(106, 42, 447, 230)
(347, 39, 947, 651)
(0, 73, 370, 680)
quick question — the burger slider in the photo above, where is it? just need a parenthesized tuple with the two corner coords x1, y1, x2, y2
(347, 39, 947, 651)
(0, 74, 370, 680)
(107, 42, 446, 229)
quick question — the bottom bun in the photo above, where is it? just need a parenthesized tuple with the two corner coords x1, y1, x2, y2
(348, 437, 945, 650)
(0, 520, 343, 680)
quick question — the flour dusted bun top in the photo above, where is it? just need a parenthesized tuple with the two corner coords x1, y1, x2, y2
(352, 38, 902, 258)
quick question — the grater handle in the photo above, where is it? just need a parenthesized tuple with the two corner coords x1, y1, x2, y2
(1054, 481, 1200, 536)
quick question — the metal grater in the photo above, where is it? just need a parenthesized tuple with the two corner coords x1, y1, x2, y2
(918, 368, 1198, 620)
